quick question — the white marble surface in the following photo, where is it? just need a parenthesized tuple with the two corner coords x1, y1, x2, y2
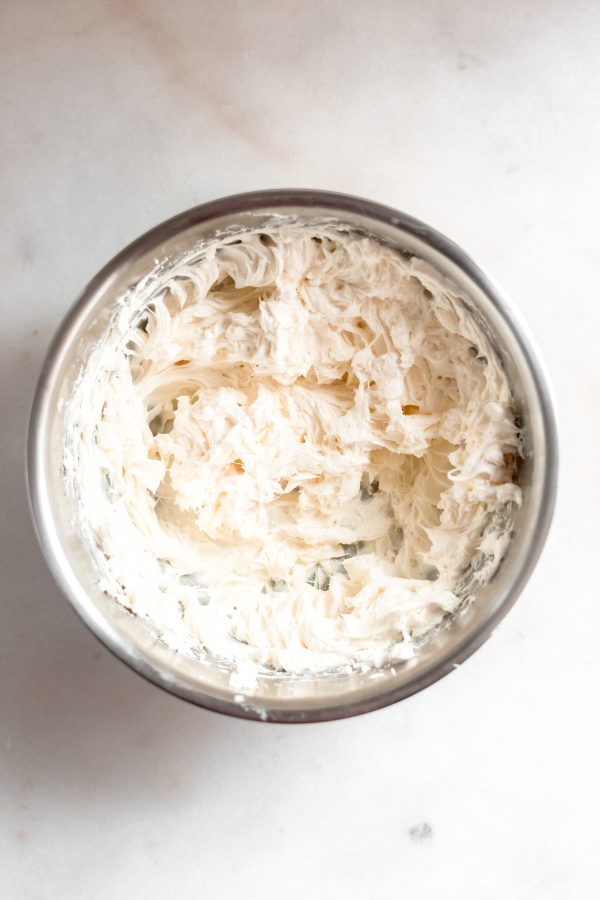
(1, 1, 599, 897)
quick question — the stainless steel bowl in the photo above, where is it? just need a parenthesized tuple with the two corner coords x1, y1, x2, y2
(27, 189, 558, 722)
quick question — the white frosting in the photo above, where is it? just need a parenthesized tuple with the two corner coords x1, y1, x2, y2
(65, 222, 522, 684)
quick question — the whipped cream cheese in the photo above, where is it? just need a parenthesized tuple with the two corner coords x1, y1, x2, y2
(65, 222, 522, 683)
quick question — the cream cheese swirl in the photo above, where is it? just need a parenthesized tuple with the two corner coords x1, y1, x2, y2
(65, 223, 521, 681)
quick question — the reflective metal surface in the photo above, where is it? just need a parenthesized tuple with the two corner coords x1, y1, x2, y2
(27, 190, 558, 722)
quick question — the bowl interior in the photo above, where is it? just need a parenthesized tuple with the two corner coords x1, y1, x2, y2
(28, 191, 557, 721)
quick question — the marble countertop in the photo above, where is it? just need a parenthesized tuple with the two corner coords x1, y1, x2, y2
(2, 2, 598, 897)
